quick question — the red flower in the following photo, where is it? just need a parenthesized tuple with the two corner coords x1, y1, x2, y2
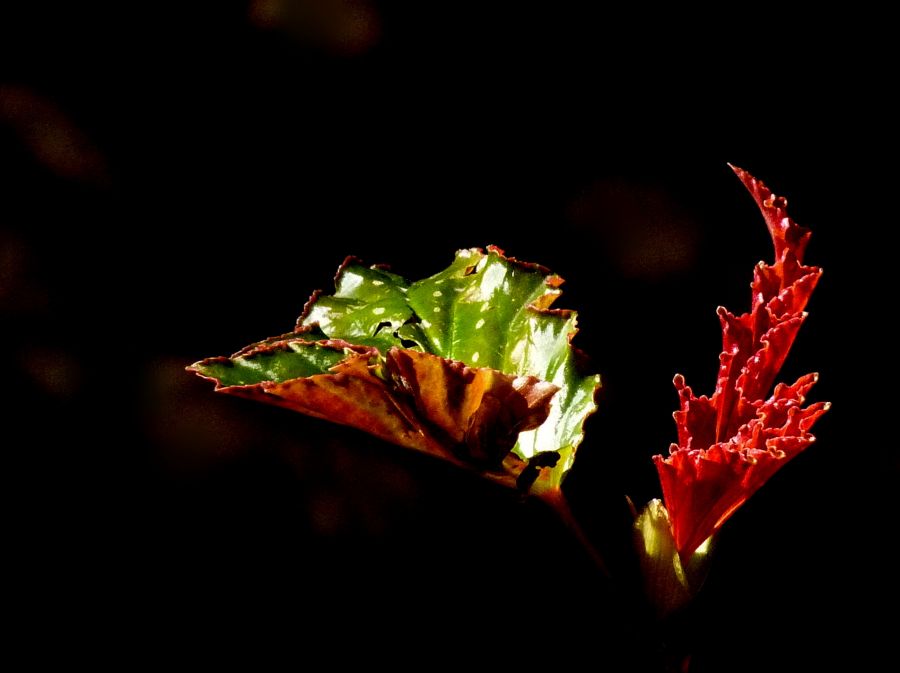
(654, 166, 830, 557)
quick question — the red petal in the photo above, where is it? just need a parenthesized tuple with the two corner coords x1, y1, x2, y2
(672, 374, 718, 450)
(736, 311, 806, 406)
(655, 444, 784, 558)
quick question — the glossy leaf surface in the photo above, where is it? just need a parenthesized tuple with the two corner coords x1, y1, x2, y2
(190, 247, 600, 493)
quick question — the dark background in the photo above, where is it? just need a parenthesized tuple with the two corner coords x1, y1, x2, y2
(2, 3, 893, 670)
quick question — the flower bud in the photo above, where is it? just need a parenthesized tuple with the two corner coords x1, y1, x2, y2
(633, 499, 712, 618)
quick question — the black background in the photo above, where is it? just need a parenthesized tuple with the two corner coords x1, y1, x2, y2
(2, 3, 893, 670)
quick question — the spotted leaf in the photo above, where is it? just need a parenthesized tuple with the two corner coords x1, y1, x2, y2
(189, 246, 600, 494)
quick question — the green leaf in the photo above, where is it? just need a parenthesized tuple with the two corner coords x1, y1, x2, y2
(298, 258, 421, 351)
(189, 245, 600, 494)
(403, 247, 600, 492)
(194, 341, 348, 387)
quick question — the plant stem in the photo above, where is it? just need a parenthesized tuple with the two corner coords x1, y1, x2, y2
(541, 489, 611, 580)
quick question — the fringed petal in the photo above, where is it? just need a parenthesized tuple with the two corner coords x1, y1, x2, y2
(654, 168, 829, 557)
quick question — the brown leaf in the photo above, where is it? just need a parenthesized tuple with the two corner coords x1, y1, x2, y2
(193, 340, 559, 487)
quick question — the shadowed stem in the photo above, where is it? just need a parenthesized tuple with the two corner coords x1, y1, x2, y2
(540, 489, 611, 580)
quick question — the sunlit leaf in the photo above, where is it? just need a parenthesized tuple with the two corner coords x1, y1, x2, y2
(298, 258, 418, 351)
(190, 246, 600, 493)
(403, 246, 601, 492)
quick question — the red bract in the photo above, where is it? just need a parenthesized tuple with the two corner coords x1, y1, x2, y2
(654, 166, 830, 557)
